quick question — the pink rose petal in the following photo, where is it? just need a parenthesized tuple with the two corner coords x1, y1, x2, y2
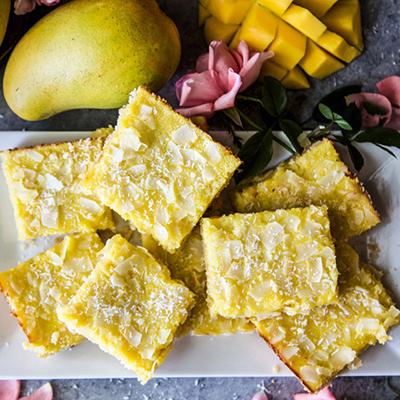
(0, 380, 20, 400)
(377, 76, 400, 107)
(19, 383, 53, 400)
(14, 0, 36, 15)
(177, 103, 215, 118)
(214, 69, 242, 111)
(196, 53, 210, 73)
(385, 106, 400, 129)
(251, 391, 269, 400)
(239, 51, 274, 91)
(294, 387, 336, 400)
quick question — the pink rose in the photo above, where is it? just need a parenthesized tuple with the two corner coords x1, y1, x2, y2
(348, 75, 400, 130)
(176, 40, 274, 118)
(294, 387, 336, 400)
(14, 0, 59, 15)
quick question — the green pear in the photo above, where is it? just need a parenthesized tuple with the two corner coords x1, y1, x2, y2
(3, 0, 181, 121)
(0, 0, 10, 47)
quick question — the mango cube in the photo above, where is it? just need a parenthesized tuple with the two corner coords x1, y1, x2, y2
(269, 19, 307, 70)
(202, 206, 338, 319)
(230, 3, 278, 51)
(322, 0, 363, 50)
(198, 3, 210, 26)
(282, 67, 310, 89)
(261, 61, 288, 81)
(257, 0, 293, 16)
(299, 39, 344, 79)
(317, 31, 360, 63)
(208, 0, 253, 24)
(205, 17, 238, 44)
(294, 0, 338, 18)
(282, 4, 327, 41)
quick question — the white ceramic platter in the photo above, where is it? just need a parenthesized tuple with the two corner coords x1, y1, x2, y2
(0, 131, 399, 379)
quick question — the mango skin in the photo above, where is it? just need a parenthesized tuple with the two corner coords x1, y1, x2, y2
(0, 0, 10, 47)
(4, 0, 181, 121)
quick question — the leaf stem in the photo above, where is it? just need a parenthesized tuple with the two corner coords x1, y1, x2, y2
(236, 108, 264, 131)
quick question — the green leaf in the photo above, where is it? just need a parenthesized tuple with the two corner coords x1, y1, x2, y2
(237, 131, 264, 164)
(354, 127, 400, 147)
(239, 128, 273, 180)
(261, 77, 287, 117)
(279, 119, 303, 153)
(348, 143, 365, 171)
(318, 103, 334, 120)
(374, 143, 398, 158)
(318, 103, 353, 131)
(223, 108, 242, 127)
(334, 116, 353, 131)
(272, 135, 296, 154)
(363, 101, 388, 116)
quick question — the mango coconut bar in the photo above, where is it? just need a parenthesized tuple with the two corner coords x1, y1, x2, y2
(0, 233, 103, 357)
(255, 242, 400, 393)
(234, 139, 380, 239)
(142, 228, 254, 336)
(57, 235, 195, 384)
(1, 129, 114, 240)
(201, 205, 338, 319)
(83, 87, 241, 253)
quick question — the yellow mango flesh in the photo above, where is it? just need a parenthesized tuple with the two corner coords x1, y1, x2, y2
(299, 39, 344, 79)
(317, 31, 361, 63)
(282, 66, 310, 89)
(322, 0, 363, 50)
(260, 61, 288, 81)
(294, 0, 338, 18)
(199, 3, 211, 26)
(257, 0, 293, 16)
(269, 19, 306, 70)
(205, 17, 238, 43)
(0, 0, 10, 46)
(282, 4, 326, 41)
(208, 0, 253, 24)
(230, 3, 278, 51)
(4, 0, 181, 121)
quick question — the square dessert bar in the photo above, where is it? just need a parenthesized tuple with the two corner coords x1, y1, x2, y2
(255, 242, 400, 393)
(0, 233, 103, 357)
(1, 131, 114, 240)
(201, 205, 338, 319)
(83, 87, 241, 253)
(142, 228, 254, 336)
(234, 139, 380, 239)
(57, 235, 195, 384)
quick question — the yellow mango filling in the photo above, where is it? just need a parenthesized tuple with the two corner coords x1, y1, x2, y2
(83, 87, 240, 253)
(57, 235, 195, 384)
(255, 243, 400, 393)
(142, 228, 254, 336)
(1, 130, 114, 240)
(0, 233, 103, 357)
(202, 206, 338, 319)
(234, 139, 380, 239)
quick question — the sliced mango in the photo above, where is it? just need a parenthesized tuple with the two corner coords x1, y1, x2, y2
(257, 0, 293, 16)
(317, 31, 361, 63)
(230, 3, 278, 51)
(299, 40, 344, 79)
(294, 0, 338, 18)
(205, 17, 238, 44)
(269, 19, 307, 70)
(322, 0, 363, 50)
(208, 0, 253, 25)
(282, 66, 310, 89)
(260, 60, 288, 81)
(282, 4, 327, 41)
(199, 3, 211, 26)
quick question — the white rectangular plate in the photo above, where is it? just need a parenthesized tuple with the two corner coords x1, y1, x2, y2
(0, 131, 399, 380)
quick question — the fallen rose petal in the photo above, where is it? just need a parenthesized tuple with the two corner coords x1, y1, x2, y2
(0, 380, 20, 400)
(176, 71, 223, 107)
(377, 75, 400, 107)
(214, 69, 242, 111)
(251, 391, 269, 400)
(294, 387, 336, 400)
(19, 383, 53, 400)
(14, 0, 36, 15)
(348, 92, 393, 128)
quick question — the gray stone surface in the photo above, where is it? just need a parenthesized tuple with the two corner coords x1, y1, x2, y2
(0, 0, 399, 399)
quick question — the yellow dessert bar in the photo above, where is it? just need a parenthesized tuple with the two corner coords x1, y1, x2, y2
(234, 139, 380, 239)
(57, 235, 195, 384)
(255, 242, 400, 392)
(142, 228, 254, 336)
(83, 87, 240, 253)
(1, 131, 114, 240)
(0, 233, 103, 357)
(201, 205, 338, 319)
